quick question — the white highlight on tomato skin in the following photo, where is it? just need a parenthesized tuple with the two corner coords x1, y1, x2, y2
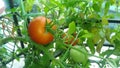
(0, 0, 5, 14)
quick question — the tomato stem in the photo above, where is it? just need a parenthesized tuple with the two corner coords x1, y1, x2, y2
(61, 47, 70, 62)
(53, 59, 65, 68)
(70, 29, 80, 45)
(0, 36, 26, 45)
(20, 0, 26, 16)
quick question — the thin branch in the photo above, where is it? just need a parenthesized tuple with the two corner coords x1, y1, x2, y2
(3, 51, 24, 65)
(8, 0, 24, 49)
(0, 36, 26, 45)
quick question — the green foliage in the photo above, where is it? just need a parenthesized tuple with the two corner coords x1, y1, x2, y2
(102, 16, 109, 25)
(68, 21, 76, 35)
(92, 3, 101, 12)
(24, 0, 34, 12)
(96, 38, 105, 53)
(104, 1, 110, 15)
(87, 39, 95, 54)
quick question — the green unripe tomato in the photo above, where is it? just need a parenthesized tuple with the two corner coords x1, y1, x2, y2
(70, 46, 88, 65)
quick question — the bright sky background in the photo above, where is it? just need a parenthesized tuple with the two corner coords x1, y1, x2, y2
(0, 0, 5, 8)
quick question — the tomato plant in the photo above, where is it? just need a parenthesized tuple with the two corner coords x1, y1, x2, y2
(28, 16, 55, 45)
(1, 0, 120, 68)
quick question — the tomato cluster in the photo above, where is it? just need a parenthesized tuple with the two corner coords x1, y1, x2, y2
(28, 16, 79, 46)
(28, 16, 55, 45)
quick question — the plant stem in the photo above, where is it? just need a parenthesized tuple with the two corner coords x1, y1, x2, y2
(0, 36, 26, 46)
(53, 59, 65, 68)
(61, 48, 70, 62)
(3, 47, 28, 65)
(71, 29, 81, 45)
(20, 0, 26, 16)
(9, 0, 25, 48)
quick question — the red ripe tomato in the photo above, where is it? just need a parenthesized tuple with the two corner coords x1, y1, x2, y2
(28, 16, 55, 45)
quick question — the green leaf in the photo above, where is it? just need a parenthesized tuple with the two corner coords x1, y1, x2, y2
(114, 57, 120, 67)
(100, 50, 113, 57)
(0, 47, 7, 54)
(92, 32, 101, 44)
(102, 16, 108, 25)
(92, 3, 100, 12)
(96, 38, 105, 53)
(116, 32, 120, 40)
(68, 21, 76, 35)
(114, 39, 120, 49)
(81, 33, 93, 38)
(87, 39, 95, 54)
(56, 40, 66, 49)
(25, 0, 34, 12)
(62, 0, 79, 7)
(106, 58, 118, 68)
(110, 0, 115, 5)
(40, 53, 51, 67)
(50, 60, 60, 68)
(104, 1, 110, 15)
(105, 28, 111, 42)
(113, 48, 120, 56)
(113, 40, 120, 56)
(88, 13, 99, 19)
(44, 7, 49, 13)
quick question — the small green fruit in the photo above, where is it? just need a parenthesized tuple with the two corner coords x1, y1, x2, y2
(70, 46, 88, 65)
